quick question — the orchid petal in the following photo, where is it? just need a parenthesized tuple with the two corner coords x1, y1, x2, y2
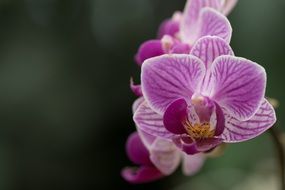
(213, 102, 225, 136)
(163, 98, 188, 134)
(222, 0, 238, 15)
(195, 137, 223, 152)
(191, 36, 234, 94)
(134, 101, 174, 139)
(150, 138, 181, 175)
(190, 36, 234, 70)
(121, 166, 163, 184)
(142, 54, 205, 114)
(198, 8, 232, 43)
(126, 132, 151, 165)
(137, 128, 156, 149)
(135, 40, 164, 65)
(173, 135, 199, 155)
(209, 56, 266, 121)
(158, 13, 181, 39)
(170, 43, 191, 54)
(180, 0, 222, 42)
(173, 135, 222, 155)
(130, 78, 142, 97)
(182, 153, 205, 176)
(132, 97, 144, 114)
(221, 99, 276, 142)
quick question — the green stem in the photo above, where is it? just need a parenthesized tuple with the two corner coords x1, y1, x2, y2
(269, 127, 285, 190)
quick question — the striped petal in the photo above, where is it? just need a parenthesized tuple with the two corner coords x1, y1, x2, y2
(149, 138, 181, 175)
(190, 36, 234, 70)
(180, 0, 222, 42)
(221, 99, 276, 142)
(197, 8, 232, 43)
(209, 55, 266, 121)
(133, 101, 174, 139)
(141, 54, 205, 114)
(191, 36, 233, 94)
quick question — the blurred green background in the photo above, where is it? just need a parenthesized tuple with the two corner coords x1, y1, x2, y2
(0, 0, 284, 189)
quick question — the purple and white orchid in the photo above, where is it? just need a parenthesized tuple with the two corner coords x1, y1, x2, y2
(122, 98, 205, 183)
(121, 131, 163, 184)
(135, 0, 237, 65)
(134, 36, 276, 155)
(122, 131, 205, 183)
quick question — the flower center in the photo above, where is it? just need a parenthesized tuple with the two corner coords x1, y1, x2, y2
(183, 120, 215, 139)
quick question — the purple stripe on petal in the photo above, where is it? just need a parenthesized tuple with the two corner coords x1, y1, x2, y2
(221, 99, 276, 143)
(190, 36, 234, 70)
(126, 132, 152, 166)
(191, 36, 234, 95)
(149, 138, 181, 175)
(182, 153, 205, 176)
(198, 8, 232, 43)
(134, 101, 174, 139)
(141, 54, 206, 114)
(121, 166, 163, 184)
(163, 98, 188, 134)
(210, 55, 266, 121)
(135, 40, 164, 66)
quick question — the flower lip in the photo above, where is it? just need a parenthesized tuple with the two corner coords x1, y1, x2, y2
(173, 134, 222, 155)
(163, 98, 188, 135)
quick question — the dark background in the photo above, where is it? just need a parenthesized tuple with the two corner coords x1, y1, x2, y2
(0, 0, 284, 189)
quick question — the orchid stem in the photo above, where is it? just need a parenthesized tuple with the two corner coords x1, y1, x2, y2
(269, 127, 285, 190)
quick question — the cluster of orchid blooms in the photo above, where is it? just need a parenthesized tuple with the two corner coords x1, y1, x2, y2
(122, 0, 277, 184)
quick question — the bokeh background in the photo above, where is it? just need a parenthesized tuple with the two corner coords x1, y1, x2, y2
(0, 0, 284, 189)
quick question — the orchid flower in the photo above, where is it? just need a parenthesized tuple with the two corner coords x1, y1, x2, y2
(122, 98, 205, 184)
(122, 130, 205, 184)
(134, 36, 276, 155)
(135, 0, 237, 65)
(121, 131, 163, 184)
